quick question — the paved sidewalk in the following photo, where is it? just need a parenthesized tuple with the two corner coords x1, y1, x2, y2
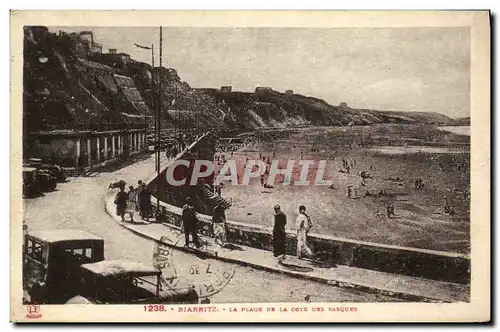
(104, 191, 469, 303)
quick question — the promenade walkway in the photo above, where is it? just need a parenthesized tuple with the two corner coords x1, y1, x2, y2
(104, 191, 469, 303)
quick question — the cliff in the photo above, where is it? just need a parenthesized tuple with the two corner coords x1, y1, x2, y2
(199, 89, 456, 130)
(23, 26, 460, 135)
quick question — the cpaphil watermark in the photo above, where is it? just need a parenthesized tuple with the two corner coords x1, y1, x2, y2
(164, 159, 333, 187)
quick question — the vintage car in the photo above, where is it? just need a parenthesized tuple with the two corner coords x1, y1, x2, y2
(23, 160, 58, 192)
(22, 167, 41, 198)
(40, 164, 66, 182)
(23, 229, 198, 305)
(25, 158, 66, 182)
(36, 169, 58, 192)
(23, 229, 105, 304)
(66, 260, 198, 304)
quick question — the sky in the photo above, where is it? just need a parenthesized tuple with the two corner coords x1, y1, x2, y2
(49, 27, 470, 118)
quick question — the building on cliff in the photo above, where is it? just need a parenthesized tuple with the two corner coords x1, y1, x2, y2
(255, 86, 274, 94)
(90, 49, 133, 69)
(220, 86, 232, 93)
(63, 30, 103, 58)
(23, 26, 149, 169)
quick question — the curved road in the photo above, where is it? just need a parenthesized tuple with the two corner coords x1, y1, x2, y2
(23, 154, 399, 303)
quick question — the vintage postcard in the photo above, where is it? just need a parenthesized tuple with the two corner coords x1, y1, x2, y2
(10, 10, 490, 322)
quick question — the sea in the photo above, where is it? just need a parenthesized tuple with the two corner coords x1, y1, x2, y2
(438, 126, 471, 136)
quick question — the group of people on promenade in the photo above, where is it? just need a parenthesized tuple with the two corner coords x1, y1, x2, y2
(181, 196, 315, 264)
(114, 180, 152, 222)
(181, 197, 228, 249)
(272, 204, 314, 263)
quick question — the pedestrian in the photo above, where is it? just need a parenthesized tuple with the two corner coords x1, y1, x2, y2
(114, 184, 128, 222)
(182, 197, 201, 248)
(387, 203, 395, 219)
(138, 183, 151, 221)
(136, 180, 144, 211)
(212, 203, 227, 247)
(272, 204, 287, 262)
(347, 186, 353, 198)
(126, 185, 137, 222)
(416, 178, 424, 190)
(374, 208, 384, 220)
(444, 198, 455, 215)
(360, 177, 367, 186)
(296, 205, 313, 260)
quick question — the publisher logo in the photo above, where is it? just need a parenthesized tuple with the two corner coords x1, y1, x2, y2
(26, 304, 42, 319)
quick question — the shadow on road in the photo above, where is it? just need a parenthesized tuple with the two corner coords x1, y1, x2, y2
(23, 192, 45, 200)
(222, 243, 244, 251)
(278, 261, 314, 273)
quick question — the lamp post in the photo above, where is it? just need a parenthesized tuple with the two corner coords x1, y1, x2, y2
(134, 28, 162, 219)
(134, 42, 155, 158)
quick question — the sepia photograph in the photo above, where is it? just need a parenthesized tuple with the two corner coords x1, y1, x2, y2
(10, 10, 490, 323)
